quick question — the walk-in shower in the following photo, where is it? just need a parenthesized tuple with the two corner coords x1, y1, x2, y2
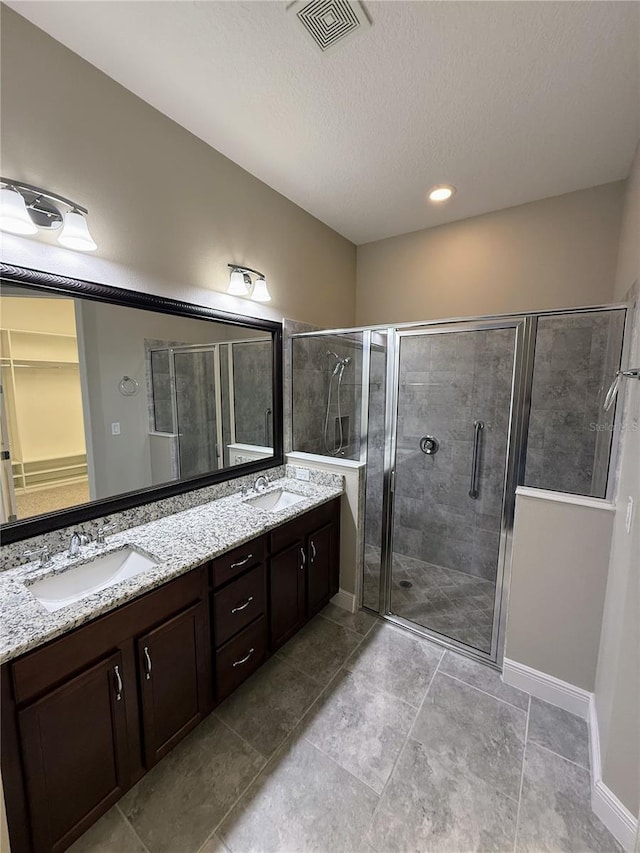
(291, 303, 627, 665)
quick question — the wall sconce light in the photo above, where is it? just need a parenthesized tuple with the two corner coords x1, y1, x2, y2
(227, 264, 271, 303)
(0, 177, 97, 252)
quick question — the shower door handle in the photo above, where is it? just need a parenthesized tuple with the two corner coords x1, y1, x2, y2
(469, 420, 484, 499)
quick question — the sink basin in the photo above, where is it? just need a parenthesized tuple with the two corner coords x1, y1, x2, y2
(27, 547, 159, 613)
(245, 488, 305, 512)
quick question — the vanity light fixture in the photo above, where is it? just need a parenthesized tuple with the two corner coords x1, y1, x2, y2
(0, 177, 97, 251)
(227, 265, 271, 303)
(428, 184, 456, 203)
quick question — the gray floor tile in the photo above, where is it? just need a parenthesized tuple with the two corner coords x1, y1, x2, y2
(68, 806, 147, 853)
(344, 622, 442, 707)
(199, 835, 232, 853)
(119, 716, 265, 853)
(303, 670, 417, 793)
(319, 602, 378, 635)
(528, 697, 590, 769)
(218, 737, 378, 853)
(216, 656, 323, 758)
(367, 737, 518, 852)
(516, 742, 622, 852)
(411, 672, 526, 799)
(440, 650, 530, 711)
(277, 613, 363, 685)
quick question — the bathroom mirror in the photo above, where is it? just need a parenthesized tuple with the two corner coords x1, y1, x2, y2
(0, 264, 283, 542)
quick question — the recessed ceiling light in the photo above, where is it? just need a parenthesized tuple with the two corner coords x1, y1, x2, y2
(428, 184, 456, 203)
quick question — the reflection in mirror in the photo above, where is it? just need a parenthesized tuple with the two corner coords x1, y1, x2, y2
(0, 285, 275, 523)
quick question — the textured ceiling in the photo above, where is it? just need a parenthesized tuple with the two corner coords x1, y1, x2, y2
(7, 1, 640, 244)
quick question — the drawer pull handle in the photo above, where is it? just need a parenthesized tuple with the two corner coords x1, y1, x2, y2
(114, 665, 123, 701)
(300, 546, 306, 570)
(232, 648, 255, 668)
(143, 646, 152, 680)
(231, 596, 254, 614)
(231, 553, 253, 569)
(310, 540, 316, 563)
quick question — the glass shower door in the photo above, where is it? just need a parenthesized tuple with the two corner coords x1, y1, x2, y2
(174, 350, 220, 478)
(387, 323, 520, 655)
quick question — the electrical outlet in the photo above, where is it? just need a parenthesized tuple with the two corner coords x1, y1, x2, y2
(295, 467, 310, 481)
(111, 422, 121, 436)
(625, 496, 634, 534)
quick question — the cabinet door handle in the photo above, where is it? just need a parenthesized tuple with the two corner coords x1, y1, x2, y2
(231, 553, 253, 568)
(113, 665, 123, 701)
(300, 546, 306, 571)
(232, 648, 255, 668)
(310, 540, 316, 563)
(231, 596, 254, 614)
(143, 646, 152, 680)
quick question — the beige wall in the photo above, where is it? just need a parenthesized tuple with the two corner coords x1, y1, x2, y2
(0, 8, 356, 329)
(506, 491, 615, 692)
(356, 182, 626, 326)
(595, 140, 640, 816)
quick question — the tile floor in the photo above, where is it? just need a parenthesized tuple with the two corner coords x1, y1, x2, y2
(70, 607, 622, 853)
(363, 544, 496, 652)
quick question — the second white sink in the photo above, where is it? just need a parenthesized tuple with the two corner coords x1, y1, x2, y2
(245, 488, 305, 512)
(27, 546, 159, 613)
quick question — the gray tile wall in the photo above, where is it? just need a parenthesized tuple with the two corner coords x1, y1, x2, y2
(524, 310, 625, 497)
(232, 341, 273, 447)
(292, 334, 363, 461)
(174, 350, 219, 477)
(392, 328, 516, 581)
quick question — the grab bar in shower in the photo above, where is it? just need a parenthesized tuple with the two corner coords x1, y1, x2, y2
(469, 420, 484, 499)
(264, 408, 272, 445)
(603, 368, 640, 412)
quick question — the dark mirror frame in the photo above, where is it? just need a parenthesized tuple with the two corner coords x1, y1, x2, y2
(0, 263, 283, 544)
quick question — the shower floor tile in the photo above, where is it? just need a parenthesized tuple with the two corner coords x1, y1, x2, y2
(362, 545, 496, 652)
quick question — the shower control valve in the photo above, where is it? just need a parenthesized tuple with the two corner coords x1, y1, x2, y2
(420, 435, 440, 455)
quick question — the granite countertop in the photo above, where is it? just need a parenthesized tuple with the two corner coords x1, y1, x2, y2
(0, 473, 343, 665)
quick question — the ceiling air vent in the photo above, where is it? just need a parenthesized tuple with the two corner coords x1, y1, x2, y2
(289, 0, 371, 52)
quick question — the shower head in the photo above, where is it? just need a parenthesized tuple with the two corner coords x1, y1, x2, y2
(326, 351, 352, 375)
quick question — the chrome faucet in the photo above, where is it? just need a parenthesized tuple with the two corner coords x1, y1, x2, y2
(253, 475, 270, 494)
(68, 531, 91, 557)
(22, 545, 51, 567)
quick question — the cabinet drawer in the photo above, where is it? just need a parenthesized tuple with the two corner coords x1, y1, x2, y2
(269, 499, 338, 555)
(215, 616, 266, 701)
(214, 564, 266, 648)
(211, 536, 266, 588)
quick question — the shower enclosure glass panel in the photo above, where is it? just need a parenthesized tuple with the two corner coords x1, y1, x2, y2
(523, 309, 626, 498)
(292, 333, 363, 460)
(232, 340, 273, 447)
(174, 350, 220, 478)
(387, 325, 518, 654)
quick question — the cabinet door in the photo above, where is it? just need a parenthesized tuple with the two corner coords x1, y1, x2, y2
(269, 541, 306, 651)
(307, 522, 336, 617)
(137, 601, 208, 767)
(18, 651, 129, 853)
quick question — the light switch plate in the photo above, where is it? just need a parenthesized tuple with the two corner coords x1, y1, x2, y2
(295, 467, 310, 481)
(111, 422, 121, 436)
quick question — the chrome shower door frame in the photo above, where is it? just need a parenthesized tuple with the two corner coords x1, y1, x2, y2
(378, 316, 535, 668)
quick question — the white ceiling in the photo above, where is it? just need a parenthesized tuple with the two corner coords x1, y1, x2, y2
(8, 1, 640, 245)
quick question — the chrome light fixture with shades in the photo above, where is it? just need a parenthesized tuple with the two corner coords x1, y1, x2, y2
(0, 177, 97, 251)
(227, 264, 271, 303)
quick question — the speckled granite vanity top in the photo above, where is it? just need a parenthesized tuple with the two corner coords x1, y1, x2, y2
(0, 473, 343, 664)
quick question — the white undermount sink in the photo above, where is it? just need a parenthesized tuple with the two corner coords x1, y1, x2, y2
(27, 547, 159, 613)
(245, 488, 305, 512)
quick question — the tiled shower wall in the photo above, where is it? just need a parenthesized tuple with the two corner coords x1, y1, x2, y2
(232, 341, 273, 447)
(292, 334, 363, 461)
(391, 328, 515, 581)
(524, 310, 625, 497)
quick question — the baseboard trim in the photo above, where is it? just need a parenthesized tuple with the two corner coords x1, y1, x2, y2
(330, 588, 357, 613)
(502, 658, 591, 719)
(589, 696, 638, 852)
(502, 660, 637, 851)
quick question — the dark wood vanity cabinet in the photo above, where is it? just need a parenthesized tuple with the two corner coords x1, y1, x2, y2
(269, 498, 340, 651)
(17, 651, 130, 853)
(3, 496, 341, 853)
